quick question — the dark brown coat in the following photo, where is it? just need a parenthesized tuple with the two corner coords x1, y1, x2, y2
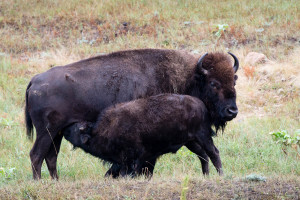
(63, 94, 222, 177)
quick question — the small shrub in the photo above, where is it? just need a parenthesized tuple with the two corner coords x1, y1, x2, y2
(213, 24, 229, 38)
(269, 130, 300, 157)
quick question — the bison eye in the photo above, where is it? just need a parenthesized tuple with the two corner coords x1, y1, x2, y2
(210, 81, 220, 89)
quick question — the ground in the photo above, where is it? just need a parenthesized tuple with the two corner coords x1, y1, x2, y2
(1, 177, 300, 199)
(0, 0, 299, 199)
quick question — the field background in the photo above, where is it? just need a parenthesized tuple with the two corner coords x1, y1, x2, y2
(0, 0, 299, 199)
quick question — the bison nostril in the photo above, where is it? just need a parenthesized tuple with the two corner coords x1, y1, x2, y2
(226, 107, 238, 116)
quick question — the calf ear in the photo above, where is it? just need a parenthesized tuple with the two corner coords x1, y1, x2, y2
(80, 134, 91, 144)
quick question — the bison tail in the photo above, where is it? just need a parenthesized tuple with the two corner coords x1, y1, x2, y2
(25, 81, 33, 140)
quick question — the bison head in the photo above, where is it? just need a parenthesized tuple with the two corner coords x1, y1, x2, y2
(187, 52, 239, 132)
(63, 122, 93, 148)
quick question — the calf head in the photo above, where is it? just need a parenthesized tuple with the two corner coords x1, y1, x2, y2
(188, 52, 239, 131)
(63, 121, 93, 147)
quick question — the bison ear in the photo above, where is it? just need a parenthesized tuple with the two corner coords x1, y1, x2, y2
(80, 134, 91, 144)
(197, 53, 209, 76)
(234, 75, 238, 85)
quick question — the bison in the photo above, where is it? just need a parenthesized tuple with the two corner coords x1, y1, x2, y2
(25, 49, 239, 179)
(63, 94, 221, 178)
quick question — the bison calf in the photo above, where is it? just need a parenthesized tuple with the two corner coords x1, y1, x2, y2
(63, 94, 222, 178)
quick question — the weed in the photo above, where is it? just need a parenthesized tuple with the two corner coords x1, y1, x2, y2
(270, 130, 300, 157)
(180, 176, 190, 200)
(0, 167, 16, 181)
(214, 24, 229, 38)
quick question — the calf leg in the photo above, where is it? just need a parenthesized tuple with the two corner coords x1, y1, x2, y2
(199, 137, 223, 175)
(185, 142, 210, 175)
(45, 133, 63, 179)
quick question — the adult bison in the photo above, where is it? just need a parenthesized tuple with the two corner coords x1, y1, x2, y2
(25, 49, 239, 179)
(63, 94, 222, 178)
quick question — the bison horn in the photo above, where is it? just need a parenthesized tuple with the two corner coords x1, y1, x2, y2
(228, 52, 239, 73)
(197, 53, 209, 75)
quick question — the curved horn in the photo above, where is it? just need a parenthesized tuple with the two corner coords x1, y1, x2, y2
(197, 53, 208, 75)
(228, 52, 239, 73)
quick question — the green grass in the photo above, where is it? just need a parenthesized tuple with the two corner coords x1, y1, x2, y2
(0, 0, 299, 199)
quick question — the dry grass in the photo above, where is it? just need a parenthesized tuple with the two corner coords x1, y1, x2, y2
(232, 47, 300, 120)
(0, 0, 299, 57)
(0, 176, 299, 199)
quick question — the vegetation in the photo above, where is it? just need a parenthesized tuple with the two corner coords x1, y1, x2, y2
(270, 129, 300, 157)
(0, 0, 299, 199)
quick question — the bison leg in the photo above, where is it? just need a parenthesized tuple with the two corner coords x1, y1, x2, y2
(45, 133, 63, 179)
(105, 164, 136, 178)
(119, 165, 135, 177)
(200, 137, 223, 175)
(105, 164, 122, 178)
(30, 129, 59, 180)
(185, 142, 210, 175)
(105, 159, 156, 178)
(139, 158, 157, 178)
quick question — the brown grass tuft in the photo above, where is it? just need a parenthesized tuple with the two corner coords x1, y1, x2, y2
(243, 65, 256, 79)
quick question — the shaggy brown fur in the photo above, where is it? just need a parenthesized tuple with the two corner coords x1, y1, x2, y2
(202, 52, 235, 87)
(63, 94, 222, 177)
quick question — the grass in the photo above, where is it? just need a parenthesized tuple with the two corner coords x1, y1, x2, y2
(1, 177, 299, 199)
(0, 0, 299, 57)
(0, 0, 300, 199)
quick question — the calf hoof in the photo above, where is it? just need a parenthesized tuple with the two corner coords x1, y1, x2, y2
(218, 168, 224, 176)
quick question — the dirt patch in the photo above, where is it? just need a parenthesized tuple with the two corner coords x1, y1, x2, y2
(1, 176, 299, 199)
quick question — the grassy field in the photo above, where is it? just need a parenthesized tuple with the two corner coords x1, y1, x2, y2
(0, 0, 299, 199)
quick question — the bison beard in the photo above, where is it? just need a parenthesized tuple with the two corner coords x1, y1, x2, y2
(63, 94, 223, 177)
(25, 49, 239, 179)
